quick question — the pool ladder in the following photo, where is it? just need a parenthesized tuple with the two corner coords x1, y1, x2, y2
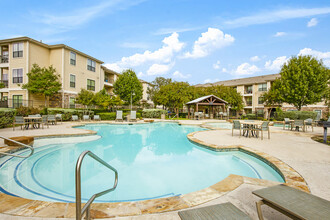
(0, 135, 34, 158)
(75, 150, 118, 220)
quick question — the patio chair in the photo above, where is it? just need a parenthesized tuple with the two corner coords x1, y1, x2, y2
(255, 121, 270, 140)
(223, 112, 228, 119)
(232, 120, 242, 137)
(41, 115, 49, 129)
(116, 110, 123, 122)
(304, 118, 314, 132)
(194, 112, 199, 120)
(83, 115, 90, 121)
(292, 120, 304, 132)
(253, 184, 330, 220)
(13, 116, 26, 130)
(72, 115, 79, 121)
(55, 114, 62, 124)
(178, 202, 251, 220)
(47, 115, 57, 125)
(130, 111, 137, 122)
(93, 115, 101, 121)
(199, 112, 204, 120)
(283, 118, 291, 130)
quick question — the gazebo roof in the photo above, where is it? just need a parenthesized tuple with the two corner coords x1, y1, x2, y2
(186, 95, 228, 105)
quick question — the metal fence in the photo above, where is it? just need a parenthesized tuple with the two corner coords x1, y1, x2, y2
(0, 99, 33, 108)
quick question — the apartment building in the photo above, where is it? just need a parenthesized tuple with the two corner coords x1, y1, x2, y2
(0, 37, 118, 108)
(197, 73, 328, 119)
(140, 80, 153, 106)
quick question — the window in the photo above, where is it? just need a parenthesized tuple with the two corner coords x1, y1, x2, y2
(87, 59, 96, 72)
(258, 96, 264, 104)
(13, 95, 23, 108)
(13, 43, 23, 58)
(258, 83, 267, 91)
(1, 73, 8, 87)
(245, 85, 253, 94)
(70, 74, 75, 88)
(13, 69, 23, 83)
(70, 52, 76, 65)
(314, 110, 322, 120)
(245, 97, 252, 106)
(87, 79, 95, 91)
(69, 97, 75, 109)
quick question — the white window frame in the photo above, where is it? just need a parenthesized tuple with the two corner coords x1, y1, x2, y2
(13, 42, 23, 58)
(70, 52, 76, 65)
(70, 74, 76, 88)
(87, 59, 96, 72)
(12, 68, 23, 84)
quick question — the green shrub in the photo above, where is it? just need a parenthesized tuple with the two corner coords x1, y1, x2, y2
(142, 109, 168, 118)
(275, 111, 317, 121)
(98, 112, 141, 120)
(179, 113, 188, 118)
(246, 114, 257, 120)
(0, 108, 16, 128)
(47, 108, 94, 121)
(15, 106, 40, 116)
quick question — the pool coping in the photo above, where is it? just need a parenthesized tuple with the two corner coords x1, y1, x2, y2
(0, 122, 310, 219)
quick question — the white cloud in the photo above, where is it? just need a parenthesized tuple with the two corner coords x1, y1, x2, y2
(222, 68, 228, 73)
(250, 56, 261, 62)
(137, 72, 145, 77)
(121, 42, 149, 49)
(299, 48, 330, 67)
(172, 71, 191, 79)
(213, 60, 221, 69)
(183, 28, 235, 58)
(264, 56, 289, 71)
(307, 18, 318, 27)
(103, 63, 123, 73)
(234, 63, 260, 75)
(204, 78, 220, 83)
(274, 32, 286, 37)
(146, 63, 173, 76)
(224, 7, 330, 28)
(153, 27, 200, 35)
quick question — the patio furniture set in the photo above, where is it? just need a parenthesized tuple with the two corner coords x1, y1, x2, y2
(13, 114, 63, 130)
(71, 114, 101, 121)
(283, 118, 316, 132)
(179, 184, 330, 220)
(193, 112, 228, 120)
(232, 120, 270, 140)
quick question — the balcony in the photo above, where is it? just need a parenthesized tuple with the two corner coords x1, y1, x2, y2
(104, 78, 114, 87)
(0, 80, 8, 88)
(0, 55, 8, 64)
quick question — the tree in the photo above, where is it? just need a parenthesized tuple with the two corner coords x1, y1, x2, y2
(76, 89, 95, 110)
(147, 77, 172, 106)
(265, 55, 330, 110)
(113, 69, 143, 104)
(94, 89, 123, 110)
(22, 64, 62, 107)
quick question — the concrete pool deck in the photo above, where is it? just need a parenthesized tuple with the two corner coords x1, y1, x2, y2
(0, 120, 329, 219)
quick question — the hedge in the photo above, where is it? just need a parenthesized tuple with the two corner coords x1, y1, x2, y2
(275, 111, 318, 121)
(98, 112, 141, 120)
(0, 108, 16, 128)
(142, 109, 167, 118)
(47, 108, 94, 121)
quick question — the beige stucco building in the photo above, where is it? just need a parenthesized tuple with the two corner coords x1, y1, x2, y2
(0, 37, 120, 109)
(197, 73, 328, 119)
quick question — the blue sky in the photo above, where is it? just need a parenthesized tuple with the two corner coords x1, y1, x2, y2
(2, 0, 330, 84)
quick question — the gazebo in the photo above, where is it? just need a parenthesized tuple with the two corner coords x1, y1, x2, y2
(186, 95, 228, 119)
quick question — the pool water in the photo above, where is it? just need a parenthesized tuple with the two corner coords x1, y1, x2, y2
(0, 123, 283, 203)
(205, 122, 233, 129)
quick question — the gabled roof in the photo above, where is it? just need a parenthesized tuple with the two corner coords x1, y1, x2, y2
(186, 95, 228, 105)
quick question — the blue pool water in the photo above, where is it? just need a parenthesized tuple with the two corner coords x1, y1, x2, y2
(0, 123, 283, 203)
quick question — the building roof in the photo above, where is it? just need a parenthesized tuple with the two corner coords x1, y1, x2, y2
(195, 73, 280, 87)
(0, 36, 104, 64)
(101, 66, 119, 75)
(186, 94, 228, 105)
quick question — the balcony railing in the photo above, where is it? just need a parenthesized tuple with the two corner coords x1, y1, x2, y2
(245, 101, 252, 106)
(104, 79, 114, 84)
(0, 80, 8, 88)
(245, 90, 253, 94)
(0, 55, 9, 64)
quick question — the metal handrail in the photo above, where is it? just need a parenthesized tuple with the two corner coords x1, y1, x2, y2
(0, 135, 34, 158)
(75, 150, 118, 220)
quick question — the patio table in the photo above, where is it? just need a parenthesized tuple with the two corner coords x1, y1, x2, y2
(240, 121, 263, 138)
(23, 116, 41, 129)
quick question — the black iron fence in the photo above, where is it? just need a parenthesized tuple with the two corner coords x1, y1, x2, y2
(0, 99, 33, 108)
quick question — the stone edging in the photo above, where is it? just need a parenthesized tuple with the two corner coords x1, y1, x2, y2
(0, 123, 309, 218)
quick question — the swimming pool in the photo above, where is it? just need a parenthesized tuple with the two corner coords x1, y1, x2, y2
(0, 123, 283, 203)
(204, 122, 233, 129)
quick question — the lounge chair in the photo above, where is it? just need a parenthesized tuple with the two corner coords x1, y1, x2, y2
(130, 111, 137, 122)
(304, 118, 314, 132)
(41, 115, 49, 129)
(13, 116, 26, 130)
(47, 115, 56, 125)
(194, 112, 199, 120)
(232, 120, 242, 137)
(94, 115, 101, 121)
(283, 118, 291, 130)
(83, 115, 90, 121)
(72, 115, 79, 121)
(253, 184, 330, 220)
(55, 114, 62, 124)
(255, 121, 270, 140)
(116, 110, 123, 122)
(292, 120, 304, 132)
(178, 202, 251, 220)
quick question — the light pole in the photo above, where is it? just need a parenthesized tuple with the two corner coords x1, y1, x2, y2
(130, 91, 135, 111)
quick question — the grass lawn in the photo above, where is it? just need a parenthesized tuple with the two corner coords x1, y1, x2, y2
(311, 135, 330, 145)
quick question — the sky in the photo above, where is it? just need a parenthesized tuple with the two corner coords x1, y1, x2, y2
(2, 0, 330, 85)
